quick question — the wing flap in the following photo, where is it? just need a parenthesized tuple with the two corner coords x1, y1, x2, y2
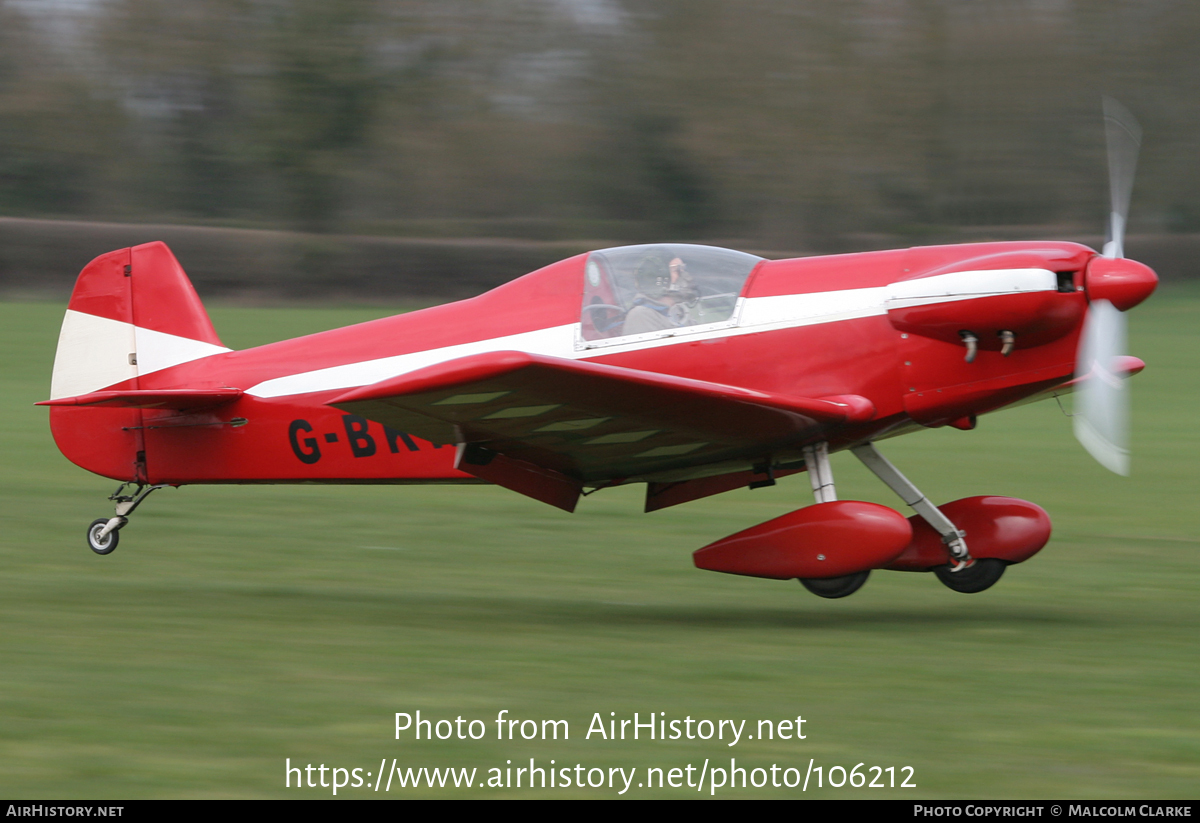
(645, 467, 805, 512)
(456, 443, 582, 512)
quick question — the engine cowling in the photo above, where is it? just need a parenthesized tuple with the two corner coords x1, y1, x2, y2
(886, 268, 1083, 351)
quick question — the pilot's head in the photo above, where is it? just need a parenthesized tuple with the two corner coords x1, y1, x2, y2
(669, 257, 689, 287)
(635, 253, 671, 298)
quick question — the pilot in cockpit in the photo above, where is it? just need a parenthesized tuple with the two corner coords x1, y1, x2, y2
(621, 252, 700, 335)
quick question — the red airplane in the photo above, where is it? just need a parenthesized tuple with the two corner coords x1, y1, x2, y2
(40, 99, 1158, 598)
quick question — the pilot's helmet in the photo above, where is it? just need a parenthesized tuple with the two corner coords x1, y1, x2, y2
(634, 253, 671, 298)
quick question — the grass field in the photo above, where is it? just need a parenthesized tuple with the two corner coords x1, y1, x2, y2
(1, 289, 1198, 798)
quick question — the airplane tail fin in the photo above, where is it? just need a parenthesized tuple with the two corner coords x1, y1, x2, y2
(47, 242, 230, 481)
(50, 242, 229, 401)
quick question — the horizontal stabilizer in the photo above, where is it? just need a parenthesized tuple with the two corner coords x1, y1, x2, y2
(38, 388, 243, 410)
(330, 350, 871, 489)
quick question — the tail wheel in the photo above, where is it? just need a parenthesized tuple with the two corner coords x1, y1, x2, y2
(799, 570, 870, 599)
(933, 558, 1006, 593)
(87, 519, 119, 556)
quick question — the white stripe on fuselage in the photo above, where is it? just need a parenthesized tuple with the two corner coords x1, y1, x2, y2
(247, 324, 582, 400)
(244, 270, 1058, 399)
(244, 287, 892, 399)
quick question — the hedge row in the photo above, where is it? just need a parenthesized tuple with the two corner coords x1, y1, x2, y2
(0, 217, 1193, 304)
(0, 218, 599, 302)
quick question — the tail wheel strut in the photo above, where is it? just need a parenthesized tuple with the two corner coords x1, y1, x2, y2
(85, 482, 167, 556)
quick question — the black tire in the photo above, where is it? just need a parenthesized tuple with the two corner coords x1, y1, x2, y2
(933, 558, 1005, 593)
(799, 571, 870, 599)
(87, 518, 119, 556)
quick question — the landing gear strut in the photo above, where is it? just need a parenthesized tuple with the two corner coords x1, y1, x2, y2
(851, 442, 1003, 594)
(850, 442, 972, 566)
(796, 442, 873, 598)
(85, 482, 166, 556)
(780, 441, 1005, 597)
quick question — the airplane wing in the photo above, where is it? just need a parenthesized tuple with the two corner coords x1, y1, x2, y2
(329, 351, 872, 512)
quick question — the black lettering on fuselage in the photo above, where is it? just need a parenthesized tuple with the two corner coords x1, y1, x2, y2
(384, 426, 420, 453)
(343, 415, 377, 457)
(288, 419, 321, 464)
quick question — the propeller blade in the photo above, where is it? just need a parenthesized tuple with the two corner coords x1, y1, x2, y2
(1101, 96, 1143, 259)
(1074, 299, 1129, 475)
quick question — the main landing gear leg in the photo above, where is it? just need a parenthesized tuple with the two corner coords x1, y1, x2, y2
(851, 444, 1007, 593)
(86, 482, 167, 556)
(797, 442, 871, 598)
(849, 442, 974, 568)
(802, 442, 837, 504)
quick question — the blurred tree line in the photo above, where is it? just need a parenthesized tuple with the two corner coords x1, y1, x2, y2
(1, 0, 1198, 251)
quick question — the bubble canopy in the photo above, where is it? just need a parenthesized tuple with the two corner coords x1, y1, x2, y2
(579, 244, 764, 344)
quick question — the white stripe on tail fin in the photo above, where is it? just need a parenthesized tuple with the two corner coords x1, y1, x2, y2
(133, 325, 229, 377)
(49, 242, 230, 400)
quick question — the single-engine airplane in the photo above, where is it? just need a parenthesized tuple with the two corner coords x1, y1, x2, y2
(40, 99, 1158, 598)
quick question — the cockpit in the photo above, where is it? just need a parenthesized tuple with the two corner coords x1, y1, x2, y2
(579, 244, 764, 346)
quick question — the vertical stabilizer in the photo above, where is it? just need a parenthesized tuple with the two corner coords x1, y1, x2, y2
(50, 242, 229, 400)
(51, 247, 136, 401)
(48, 242, 230, 481)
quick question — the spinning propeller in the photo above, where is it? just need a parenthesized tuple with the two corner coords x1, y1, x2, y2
(1073, 97, 1157, 475)
(1100, 96, 1142, 261)
(1074, 298, 1129, 474)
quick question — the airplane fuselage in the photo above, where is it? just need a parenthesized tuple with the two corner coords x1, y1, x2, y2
(48, 240, 1114, 489)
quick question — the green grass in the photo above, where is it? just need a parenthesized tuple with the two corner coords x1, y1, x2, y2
(2, 290, 1198, 798)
